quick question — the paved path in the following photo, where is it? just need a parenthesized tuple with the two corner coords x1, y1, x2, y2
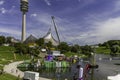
(3, 61, 51, 80)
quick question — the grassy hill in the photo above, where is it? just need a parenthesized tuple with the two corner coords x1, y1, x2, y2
(0, 46, 31, 80)
(0, 46, 30, 68)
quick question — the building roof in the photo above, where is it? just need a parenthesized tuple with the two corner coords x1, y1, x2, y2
(24, 34, 37, 43)
(43, 28, 59, 46)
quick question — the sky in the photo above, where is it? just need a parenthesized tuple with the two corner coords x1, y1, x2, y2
(0, 0, 120, 45)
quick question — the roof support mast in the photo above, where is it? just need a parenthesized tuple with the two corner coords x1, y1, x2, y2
(51, 16, 60, 44)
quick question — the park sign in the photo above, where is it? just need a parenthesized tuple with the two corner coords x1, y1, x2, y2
(52, 51, 61, 56)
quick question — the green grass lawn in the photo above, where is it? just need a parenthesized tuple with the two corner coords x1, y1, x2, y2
(0, 46, 30, 61)
(95, 46, 110, 54)
(0, 46, 15, 51)
(0, 46, 15, 60)
(0, 73, 19, 80)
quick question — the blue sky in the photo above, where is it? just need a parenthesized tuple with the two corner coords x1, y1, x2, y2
(0, 0, 120, 45)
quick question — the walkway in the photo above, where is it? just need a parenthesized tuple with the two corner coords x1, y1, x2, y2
(3, 61, 51, 80)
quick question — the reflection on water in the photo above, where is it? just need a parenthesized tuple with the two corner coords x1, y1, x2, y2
(39, 67, 72, 80)
(19, 65, 75, 80)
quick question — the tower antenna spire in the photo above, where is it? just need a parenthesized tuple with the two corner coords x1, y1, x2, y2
(20, 0, 29, 42)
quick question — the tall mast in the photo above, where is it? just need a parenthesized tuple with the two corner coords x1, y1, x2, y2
(51, 16, 60, 44)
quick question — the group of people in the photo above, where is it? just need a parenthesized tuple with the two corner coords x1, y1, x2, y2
(73, 63, 91, 80)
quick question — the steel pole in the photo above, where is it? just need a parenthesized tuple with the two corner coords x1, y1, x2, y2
(51, 16, 60, 44)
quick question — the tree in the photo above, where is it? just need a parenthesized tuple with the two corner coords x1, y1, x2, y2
(70, 44, 80, 53)
(110, 45, 120, 56)
(6, 36, 12, 44)
(46, 41, 52, 48)
(14, 43, 29, 55)
(102, 42, 109, 48)
(29, 47, 40, 57)
(98, 43, 102, 47)
(0, 36, 5, 45)
(36, 38, 44, 46)
(58, 42, 70, 53)
(71, 46, 78, 53)
(81, 45, 93, 56)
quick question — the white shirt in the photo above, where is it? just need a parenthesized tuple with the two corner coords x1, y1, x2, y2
(79, 67, 84, 79)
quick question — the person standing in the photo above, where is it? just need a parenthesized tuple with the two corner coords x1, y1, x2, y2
(78, 65, 84, 80)
(84, 63, 91, 80)
(73, 65, 84, 80)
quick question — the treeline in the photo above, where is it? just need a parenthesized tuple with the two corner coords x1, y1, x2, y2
(58, 42, 94, 56)
(99, 40, 120, 56)
(1, 35, 119, 56)
(0, 36, 12, 45)
(0, 35, 94, 56)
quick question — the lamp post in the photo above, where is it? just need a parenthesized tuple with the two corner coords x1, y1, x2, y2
(20, 0, 28, 42)
(91, 52, 95, 80)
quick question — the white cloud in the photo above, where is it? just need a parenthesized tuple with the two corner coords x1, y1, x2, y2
(0, 8, 6, 14)
(78, 16, 120, 45)
(0, 0, 4, 5)
(0, 28, 21, 36)
(28, 13, 53, 37)
(37, 15, 51, 25)
(31, 13, 37, 17)
(29, 12, 120, 45)
(95, 17, 120, 40)
(44, 0, 51, 6)
(29, 12, 71, 40)
(31, 13, 53, 26)
(0, 6, 17, 14)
